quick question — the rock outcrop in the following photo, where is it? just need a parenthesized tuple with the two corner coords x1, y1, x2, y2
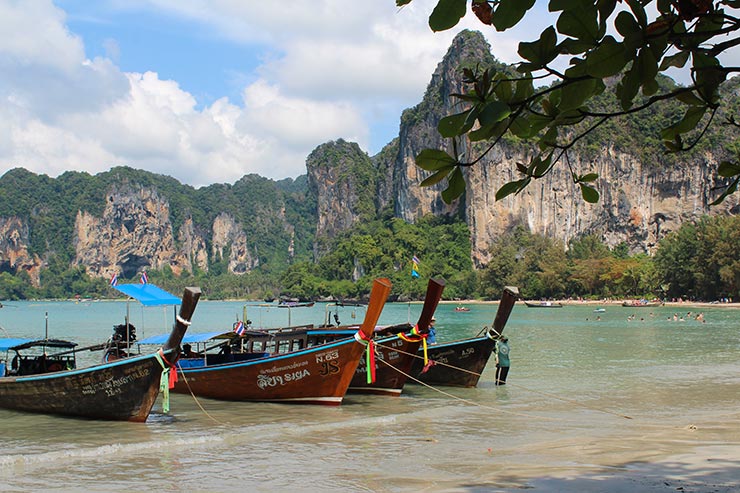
(72, 186, 204, 279)
(0, 217, 42, 286)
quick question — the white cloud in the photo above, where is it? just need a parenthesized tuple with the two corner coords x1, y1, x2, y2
(0, 0, 565, 187)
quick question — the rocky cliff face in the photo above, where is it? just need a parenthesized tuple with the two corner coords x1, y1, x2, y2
(211, 212, 258, 274)
(0, 217, 42, 286)
(384, 30, 740, 267)
(72, 186, 207, 279)
(307, 139, 379, 257)
(2, 31, 739, 284)
(72, 186, 267, 279)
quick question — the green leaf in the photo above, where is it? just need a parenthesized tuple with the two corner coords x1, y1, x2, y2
(578, 173, 599, 183)
(468, 120, 508, 142)
(478, 101, 511, 126)
(585, 36, 627, 78)
(438, 109, 475, 138)
(509, 115, 533, 138)
(660, 51, 689, 72)
(616, 66, 640, 110)
(429, 0, 467, 32)
(661, 106, 706, 140)
(518, 26, 558, 69)
(557, 2, 599, 43)
(441, 167, 466, 203)
(559, 78, 599, 110)
(513, 77, 534, 103)
(717, 161, 740, 178)
(491, 0, 536, 31)
(580, 183, 599, 203)
(675, 90, 705, 106)
(532, 153, 553, 177)
(626, 0, 647, 27)
(495, 178, 530, 201)
(420, 167, 454, 187)
(415, 149, 457, 171)
(709, 177, 739, 206)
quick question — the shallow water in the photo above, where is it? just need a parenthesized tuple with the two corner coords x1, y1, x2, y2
(1, 300, 739, 491)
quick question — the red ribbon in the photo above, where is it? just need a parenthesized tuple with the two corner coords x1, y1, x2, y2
(158, 348, 179, 389)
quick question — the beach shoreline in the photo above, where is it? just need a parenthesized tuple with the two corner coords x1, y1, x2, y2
(442, 299, 740, 309)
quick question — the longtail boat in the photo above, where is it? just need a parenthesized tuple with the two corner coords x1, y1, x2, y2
(524, 300, 562, 308)
(166, 278, 444, 397)
(313, 277, 444, 396)
(407, 286, 519, 388)
(0, 286, 201, 421)
(140, 278, 392, 405)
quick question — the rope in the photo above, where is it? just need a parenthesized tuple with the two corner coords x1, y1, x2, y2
(176, 362, 228, 425)
(373, 354, 561, 421)
(373, 339, 634, 421)
(176, 314, 192, 326)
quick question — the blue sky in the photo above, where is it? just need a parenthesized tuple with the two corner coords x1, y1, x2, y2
(8, 1, 716, 189)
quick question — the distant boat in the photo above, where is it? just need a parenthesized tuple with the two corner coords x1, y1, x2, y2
(622, 300, 664, 308)
(454, 306, 470, 312)
(594, 308, 606, 313)
(524, 301, 563, 308)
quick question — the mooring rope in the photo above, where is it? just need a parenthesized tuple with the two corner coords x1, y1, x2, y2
(372, 353, 562, 420)
(373, 340, 633, 421)
(176, 361, 228, 425)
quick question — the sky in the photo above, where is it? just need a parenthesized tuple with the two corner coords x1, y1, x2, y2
(1, 1, 727, 189)
(0, 1, 557, 187)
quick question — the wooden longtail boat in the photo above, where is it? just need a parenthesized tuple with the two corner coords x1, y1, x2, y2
(407, 286, 519, 388)
(0, 287, 201, 421)
(158, 278, 392, 405)
(524, 300, 562, 308)
(214, 278, 444, 397)
(332, 277, 444, 396)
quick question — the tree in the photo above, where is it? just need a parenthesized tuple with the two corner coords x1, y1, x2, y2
(401, 0, 740, 205)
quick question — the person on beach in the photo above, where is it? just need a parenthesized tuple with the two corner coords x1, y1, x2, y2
(495, 336, 510, 385)
(427, 317, 437, 344)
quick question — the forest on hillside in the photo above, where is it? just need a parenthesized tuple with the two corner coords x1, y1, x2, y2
(1, 212, 737, 303)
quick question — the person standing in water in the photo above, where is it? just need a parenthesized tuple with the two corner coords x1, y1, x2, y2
(427, 317, 437, 344)
(495, 336, 510, 385)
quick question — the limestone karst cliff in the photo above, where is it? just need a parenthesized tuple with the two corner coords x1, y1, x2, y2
(378, 30, 740, 267)
(1, 30, 739, 285)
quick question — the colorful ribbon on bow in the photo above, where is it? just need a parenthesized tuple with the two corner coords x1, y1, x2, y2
(398, 324, 429, 365)
(354, 330, 376, 384)
(155, 348, 179, 414)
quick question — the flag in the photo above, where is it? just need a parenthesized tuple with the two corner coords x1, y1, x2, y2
(411, 255, 420, 278)
(140, 271, 148, 284)
(412, 255, 420, 265)
(109, 273, 118, 286)
(233, 320, 246, 336)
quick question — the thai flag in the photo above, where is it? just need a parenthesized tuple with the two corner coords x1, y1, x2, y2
(109, 273, 118, 286)
(233, 320, 246, 336)
(412, 255, 420, 265)
(140, 271, 148, 284)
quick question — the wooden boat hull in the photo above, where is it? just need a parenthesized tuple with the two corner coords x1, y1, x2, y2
(0, 351, 173, 422)
(408, 334, 496, 388)
(173, 337, 367, 405)
(348, 335, 421, 396)
(524, 301, 562, 308)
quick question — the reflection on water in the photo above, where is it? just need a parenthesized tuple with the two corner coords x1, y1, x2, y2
(0, 301, 739, 491)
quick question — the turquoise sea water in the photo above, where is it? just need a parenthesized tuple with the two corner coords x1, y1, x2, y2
(0, 299, 739, 492)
